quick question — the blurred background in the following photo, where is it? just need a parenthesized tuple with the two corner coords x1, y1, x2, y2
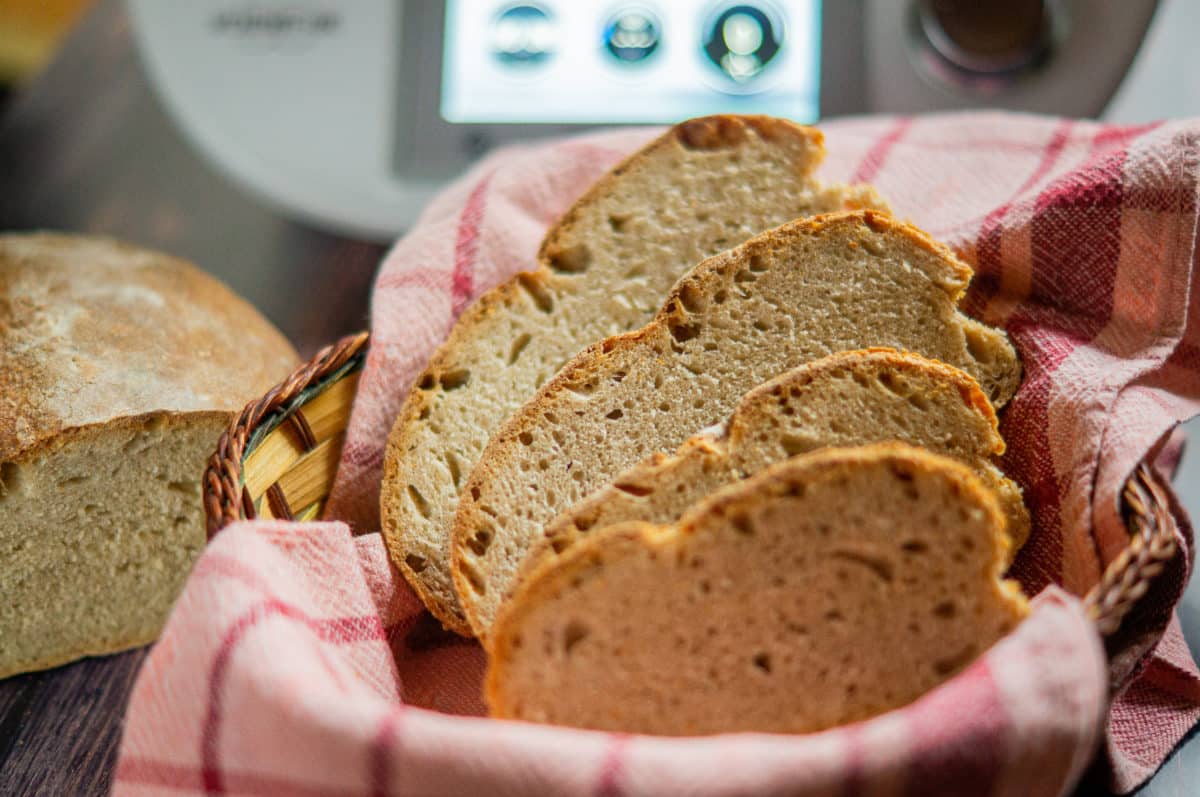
(1, 1, 1199, 794)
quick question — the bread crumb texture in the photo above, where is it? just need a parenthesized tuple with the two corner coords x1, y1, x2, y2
(383, 114, 887, 634)
(529, 349, 1029, 580)
(453, 210, 1021, 637)
(487, 443, 1029, 735)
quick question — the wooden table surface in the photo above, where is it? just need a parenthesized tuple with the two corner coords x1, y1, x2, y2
(2, 2, 1199, 795)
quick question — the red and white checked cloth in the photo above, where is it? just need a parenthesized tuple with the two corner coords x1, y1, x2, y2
(116, 114, 1200, 796)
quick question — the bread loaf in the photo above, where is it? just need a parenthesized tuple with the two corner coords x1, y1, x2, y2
(528, 349, 1029, 580)
(487, 443, 1029, 734)
(0, 234, 298, 678)
(382, 115, 887, 634)
(453, 210, 1021, 638)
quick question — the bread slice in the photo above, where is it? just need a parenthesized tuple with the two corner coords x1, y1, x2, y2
(382, 115, 887, 634)
(0, 234, 298, 678)
(453, 210, 1021, 638)
(487, 443, 1029, 734)
(528, 349, 1030, 579)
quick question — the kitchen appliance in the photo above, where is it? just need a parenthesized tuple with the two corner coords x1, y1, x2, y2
(127, 0, 1158, 237)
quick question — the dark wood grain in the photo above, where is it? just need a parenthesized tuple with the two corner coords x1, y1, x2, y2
(0, 651, 146, 796)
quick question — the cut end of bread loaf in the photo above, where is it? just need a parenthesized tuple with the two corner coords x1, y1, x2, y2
(452, 210, 1022, 639)
(528, 349, 1029, 583)
(486, 443, 1029, 735)
(382, 114, 890, 636)
(0, 414, 223, 678)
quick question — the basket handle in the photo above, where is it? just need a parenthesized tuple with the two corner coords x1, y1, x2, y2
(202, 331, 370, 539)
(1084, 463, 1180, 636)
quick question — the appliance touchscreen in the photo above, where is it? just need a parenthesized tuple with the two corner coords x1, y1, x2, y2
(441, 1, 821, 124)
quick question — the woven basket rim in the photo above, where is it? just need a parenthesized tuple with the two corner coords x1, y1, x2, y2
(201, 331, 1180, 643)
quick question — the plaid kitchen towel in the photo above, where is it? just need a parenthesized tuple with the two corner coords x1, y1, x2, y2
(116, 113, 1200, 795)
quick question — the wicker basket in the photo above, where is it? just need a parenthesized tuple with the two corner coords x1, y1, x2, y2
(203, 331, 1180, 641)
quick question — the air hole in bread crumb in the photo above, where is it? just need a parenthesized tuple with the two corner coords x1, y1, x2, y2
(508, 333, 532, 365)
(606, 408, 624, 420)
(901, 539, 929, 554)
(679, 283, 705, 313)
(731, 512, 754, 536)
(518, 431, 534, 446)
(407, 485, 431, 519)
(749, 253, 769, 272)
(825, 609, 844, 622)
(878, 372, 906, 396)
(470, 486, 481, 501)
(551, 537, 572, 554)
(614, 482, 653, 497)
(467, 528, 492, 556)
(563, 621, 589, 654)
(734, 269, 757, 284)
(752, 319, 769, 333)
(418, 374, 436, 390)
(404, 554, 428, 573)
(552, 429, 566, 447)
(439, 369, 471, 390)
(537, 459, 550, 471)
(752, 652, 772, 674)
(608, 214, 631, 232)
(907, 393, 930, 411)
(669, 320, 701, 344)
(517, 273, 554, 313)
(933, 601, 957, 619)
(547, 242, 591, 274)
(933, 645, 976, 676)
(831, 550, 894, 583)
(713, 289, 728, 305)
(418, 406, 431, 420)
(658, 401, 671, 412)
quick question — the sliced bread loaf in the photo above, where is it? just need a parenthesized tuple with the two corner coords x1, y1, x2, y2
(0, 234, 298, 678)
(486, 443, 1029, 734)
(382, 115, 887, 634)
(453, 210, 1022, 639)
(527, 349, 1029, 580)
